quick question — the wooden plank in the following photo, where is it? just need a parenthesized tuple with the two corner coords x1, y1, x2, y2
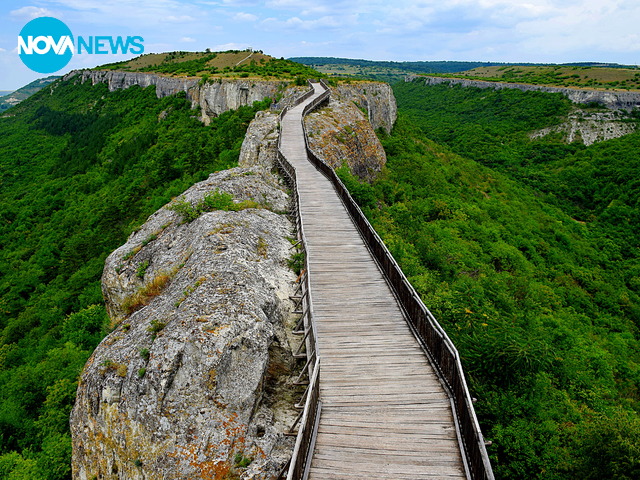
(280, 85, 466, 480)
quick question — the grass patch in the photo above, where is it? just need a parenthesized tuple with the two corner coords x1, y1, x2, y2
(257, 236, 268, 258)
(233, 453, 253, 468)
(168, 190, 268, 223)
(122, 273, 173, 315)
(174, 277, 205, 307)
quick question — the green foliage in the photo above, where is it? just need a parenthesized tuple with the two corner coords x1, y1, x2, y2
(0, 77, 267, 476)
(233, 453, 252, 468)
(287, 252, 305, 275)
(147, 319, 167, 338)
(341, 99, 639, 479)
(168, 189, 268, 223)
(136, 260, 149, 279)
(228, 58, 322, 80)
(289, 57, 513, 82)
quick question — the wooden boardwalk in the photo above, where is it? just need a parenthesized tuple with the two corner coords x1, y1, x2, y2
(280, 84, 467, 479)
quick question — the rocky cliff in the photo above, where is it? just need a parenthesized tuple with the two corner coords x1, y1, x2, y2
(303, 97, 387, 181)
(71, 166, 300, 480)
(238, 110, 280, 169)
(64, 71, 398, 132)
(65, 70, 306, 125)
(335, 82, 397, 133)
(238, 90, 391, 182)
(409, 75, 640, 110)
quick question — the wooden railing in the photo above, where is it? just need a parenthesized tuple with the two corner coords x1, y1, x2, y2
(275, 80, 323, 480)
(300, 83, 494, 480)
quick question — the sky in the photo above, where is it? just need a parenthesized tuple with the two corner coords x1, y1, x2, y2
(1, 0, 639, 90)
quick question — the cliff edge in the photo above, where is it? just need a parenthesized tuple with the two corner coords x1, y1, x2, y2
(410, 75, 640, 110)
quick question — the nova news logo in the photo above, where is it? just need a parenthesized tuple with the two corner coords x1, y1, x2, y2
(18, 17, 144, 74)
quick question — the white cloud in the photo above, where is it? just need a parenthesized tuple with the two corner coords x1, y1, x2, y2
(10, 6, 56, 20)
(261, 14, 357, 31)
(166, 15, 197, 22)
(233, 12, 258, 21)
(211, 42, 251, 50)
(180, 36, 197, 42)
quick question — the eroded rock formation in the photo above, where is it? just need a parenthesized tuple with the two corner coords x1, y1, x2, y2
(530, 110, 637, 145)
(238, 111, 280, 169)
(304, 97, 387, 181)
(64, 70, 305, 125)
(71, 166, 299, 480)
(334, 82, 397, 133)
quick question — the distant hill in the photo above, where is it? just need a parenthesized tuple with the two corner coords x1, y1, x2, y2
(435, 64, 640, 91)
(289, 57, 640, 84)
(289, 57, 517, 82)
(0, 76, 59, 111)
(0, 91, 11, 97)
(98, 49, 322, 80)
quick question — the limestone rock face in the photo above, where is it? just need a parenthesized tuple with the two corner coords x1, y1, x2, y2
(71, 166, 298, 480)
(304, 98, 387, 181)
(335, 82, 397, 133)
(530, 110, 637, 145)
(238, 111, 280, 169)
(65, 70, 306, 125)
(412, 75, 640, 111)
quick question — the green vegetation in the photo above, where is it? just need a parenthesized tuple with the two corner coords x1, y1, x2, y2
(100, 50, 323, 81)
(0, 76, 268, 478)
(337, 82, 640, 479)
(233, 452, 253, 468)
(287, 251, 305, 276)
(443, 64, 640, 91)
(168, 189, 267, 223)
(136, 261, 150, 279)
(147, 320, 167, 337)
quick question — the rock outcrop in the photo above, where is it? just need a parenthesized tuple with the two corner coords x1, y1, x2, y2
(304, 98, 387, 181)
(409, 75, 640, 111)
(71, 166, 299, 480)
(64, 70, 306, 125)
(238, 111, 280, 169)
(335, 82, 397, 133)
(530, 110, 637, 145)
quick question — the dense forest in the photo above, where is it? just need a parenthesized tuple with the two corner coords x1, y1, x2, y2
(337, 81, 640, 478)
(0, 78, 268, 478)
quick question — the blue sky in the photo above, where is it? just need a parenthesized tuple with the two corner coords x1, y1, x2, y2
(1, 0, 639, 90)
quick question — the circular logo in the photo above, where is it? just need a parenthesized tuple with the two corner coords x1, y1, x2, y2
(18, 17, 74, 74)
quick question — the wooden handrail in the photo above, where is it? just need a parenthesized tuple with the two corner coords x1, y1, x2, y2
(275, 80, 323, 480)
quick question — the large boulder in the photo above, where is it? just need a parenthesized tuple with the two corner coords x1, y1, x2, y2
(71, 166, 299, 480)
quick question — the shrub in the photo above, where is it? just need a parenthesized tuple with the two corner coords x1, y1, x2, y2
(147, 319, 167, 339)
(137, 260, 149, 279)
(287, 251, 305, 275)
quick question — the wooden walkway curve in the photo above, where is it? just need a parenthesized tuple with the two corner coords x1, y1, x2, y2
(280, 83, 467, 479)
